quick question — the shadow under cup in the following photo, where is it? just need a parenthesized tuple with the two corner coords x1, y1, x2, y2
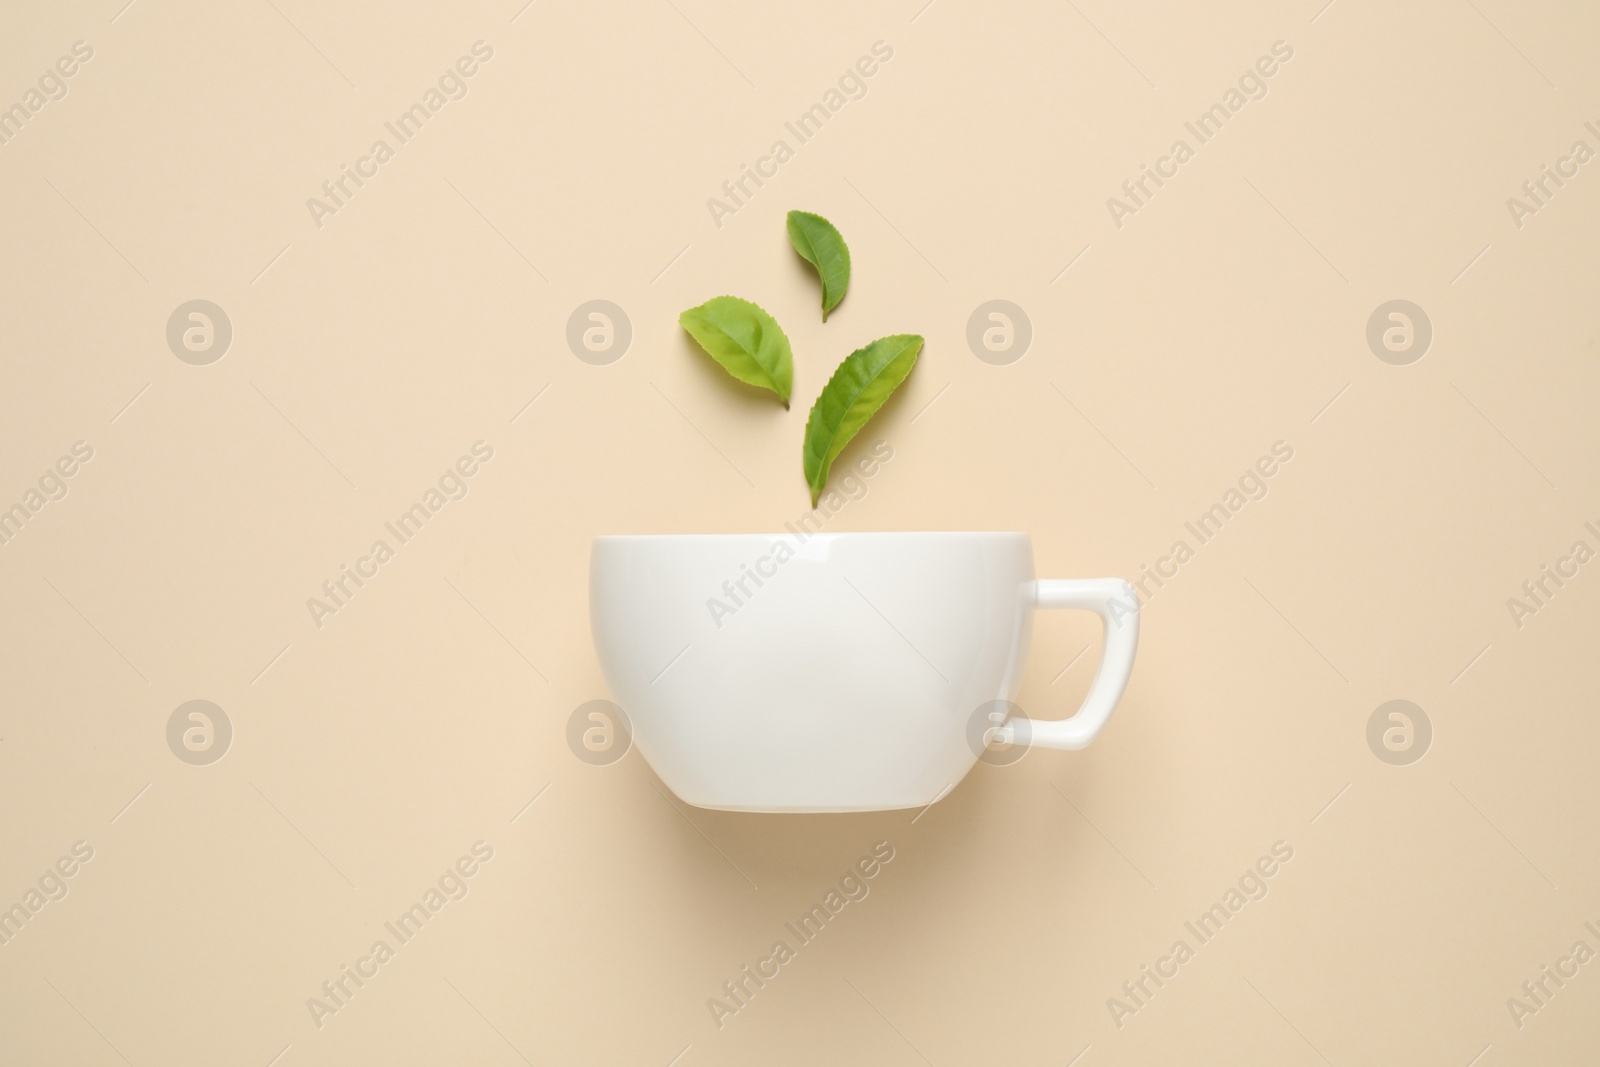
(590, 532, 1039, 813)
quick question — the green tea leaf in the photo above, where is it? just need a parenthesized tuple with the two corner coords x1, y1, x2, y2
(678, 296, 793, 408)
(802, 334, 923, 505)
(786, 211, 851, 321)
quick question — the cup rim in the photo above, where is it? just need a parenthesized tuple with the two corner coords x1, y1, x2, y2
(593, 530, 1031, 542)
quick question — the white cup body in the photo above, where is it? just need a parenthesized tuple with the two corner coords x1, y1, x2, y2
(590, 531, 1034, 812)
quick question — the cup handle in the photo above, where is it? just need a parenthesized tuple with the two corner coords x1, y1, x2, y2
(1020, 578, 1140, 750)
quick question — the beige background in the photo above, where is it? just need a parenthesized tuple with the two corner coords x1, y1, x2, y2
(2, 0, 1598, 1063)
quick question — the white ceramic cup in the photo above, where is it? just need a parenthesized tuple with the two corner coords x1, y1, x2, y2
(590, 532, 1139, 812)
